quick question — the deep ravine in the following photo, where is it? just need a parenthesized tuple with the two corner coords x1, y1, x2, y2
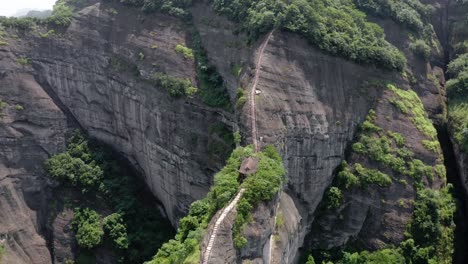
(437, 125, 468, 264)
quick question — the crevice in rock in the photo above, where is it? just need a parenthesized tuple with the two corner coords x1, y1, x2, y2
(436, 124, 468, 264)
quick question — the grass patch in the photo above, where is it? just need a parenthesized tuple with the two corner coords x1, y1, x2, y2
(422, 140, 441, 154)
(231, 64, 242, 77)
(175, 44, 194, 60)
(39, 29, 55, 38)
(17, 57, 30, 65)
(388, 84, 437, 140)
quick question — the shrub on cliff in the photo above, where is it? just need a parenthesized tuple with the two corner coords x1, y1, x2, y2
(45, 152, 103, 193)
(103, 213, 129, 250)
(151, 72, 197, 98)
(354, 0, 431, 32)
(447, 53, 468, 152)
(324, 187, 343, 209)
(47, 0, 74, 26)
(410, 39, 431, 60)
(45, 132, 174, 263)
(72, 208, 104, 249)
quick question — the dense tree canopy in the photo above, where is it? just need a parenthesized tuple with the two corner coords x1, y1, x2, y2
(211, 0, 406, 70)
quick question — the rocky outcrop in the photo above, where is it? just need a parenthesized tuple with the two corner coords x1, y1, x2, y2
(0, 50, 68, 263)
(310, 87, 445, 249)
(269, 193, 305, 264)
(15, 2, 234, 225)
(0, 0, 458, 262)
(0, 1, 237, 261)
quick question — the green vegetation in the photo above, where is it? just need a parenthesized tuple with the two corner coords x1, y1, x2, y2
(47, 0, 74, 26)
(45, 151, 104, 194)
(311, 83, 455, 264)
(72, 208, 104, 249)
(406, 187, 456, 264)
(17, 57, 30, 66)
(236, 88, 247, 108)
(324, 186, 343, 209)
(0, 41, 7, 45)
(0, 244, 5, 261)
(175, 44, 194, 60)
(410, 39, 431, 60)
(233, 131, 241, 145)
(388, 84, 437, 140)
(231, 64, 242, 77)
(0, 0, 84, 30)
(103, 213, 129, 250)
(422, 140, 441, 153)
(233, 145, 286, 247)
(0, 100, 8, 115)
(447, 53, 468, 78)
(148, 145, 284, 260)
(45, 132, 174, 263)
(446, 53, 468, 152)
(118, 0, 192, 19)
(190, 29, 232, 110)
(109, 55, 140, 76)
(353, 0, 432, 32)
(14, 104, 24, 111)
(151, 72, 198, 98)
(312, 185, 455, 264)
(138, 52, 145, 60)
(212, 0, 406, 70)
(345, 96, 441, 185)
(337, 161, 393, 190)
(39, 29, 55, 38)
(106, 8, 119, 15)
(276, 212, 284, 228)
(208, 122, 235, 158)
(0, 17, 38, 30)
(306, 255, 316, 264)
(148, 146, 249, 264)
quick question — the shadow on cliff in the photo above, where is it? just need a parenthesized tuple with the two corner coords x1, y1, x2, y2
(437, 125, 468, 264)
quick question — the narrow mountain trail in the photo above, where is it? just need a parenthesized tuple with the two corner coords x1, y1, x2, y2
(250, 30, 274, 152)
(202, 30, 274, 264)
(202, 188, 245, 264)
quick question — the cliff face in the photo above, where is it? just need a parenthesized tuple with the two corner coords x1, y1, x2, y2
(0, 2, 234, 261)
(0, 0, 463, 263)
(24, 2, 234, 225)
(0, 53, 68, 262)
(192, 1, 452, 261)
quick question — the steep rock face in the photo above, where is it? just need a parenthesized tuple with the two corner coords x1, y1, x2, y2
(192, 2, 452, 260)
(0, 1, 455, 263)
(191, 5, 413, 261)
(0, 44, 68, 263)
(201, 203, 238, 264)
(309, 88, 444, 250)
(191, 2, 251, 100)
(18, 2, 233, 225)
(270, 193, 304, 264)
